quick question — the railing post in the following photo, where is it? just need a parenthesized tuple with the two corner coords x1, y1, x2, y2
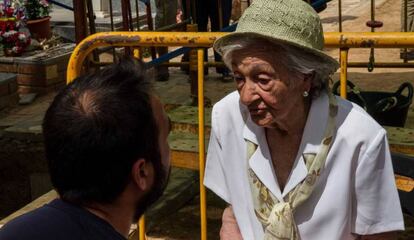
(188, 24, 200, 104)
(73, 0, 88, 44)
(340, 48, 349, 99)
(138, 216, 146, 240)
(197, 48, 207, 240)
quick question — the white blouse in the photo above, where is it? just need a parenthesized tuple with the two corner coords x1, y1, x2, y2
(204, 91, 404, 240)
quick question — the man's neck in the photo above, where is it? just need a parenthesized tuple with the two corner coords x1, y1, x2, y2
(84, 201, 133, 238)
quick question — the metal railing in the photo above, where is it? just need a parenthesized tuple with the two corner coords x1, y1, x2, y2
(49, 0, 74, 11)
(66, 31, 414, 240)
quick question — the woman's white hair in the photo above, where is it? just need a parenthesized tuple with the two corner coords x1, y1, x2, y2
(220, 37, 338, 98)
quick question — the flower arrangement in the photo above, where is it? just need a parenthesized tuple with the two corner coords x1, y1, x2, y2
(24, 0, 50, 20)
(0, 0, 25, 19)
(0, 0, 31, 56)
(0, 25, 30, 56)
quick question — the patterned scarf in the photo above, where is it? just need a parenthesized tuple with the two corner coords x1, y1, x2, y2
(246, 92, 338, 240)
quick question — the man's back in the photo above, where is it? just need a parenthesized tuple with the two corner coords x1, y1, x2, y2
(0, 199, 126, 240)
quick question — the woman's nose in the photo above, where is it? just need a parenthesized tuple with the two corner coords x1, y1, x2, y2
(239, 79, 259, 105)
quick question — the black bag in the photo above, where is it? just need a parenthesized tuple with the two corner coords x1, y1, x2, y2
(332, 81, 413, 127)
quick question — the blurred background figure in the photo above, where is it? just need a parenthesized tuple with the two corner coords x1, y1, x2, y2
(154, 0, 181, 81)
(195, 0, 232, 80)
(401, 0, 414, 60)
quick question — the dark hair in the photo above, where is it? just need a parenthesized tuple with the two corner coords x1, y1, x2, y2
(42, 57, 160, 205)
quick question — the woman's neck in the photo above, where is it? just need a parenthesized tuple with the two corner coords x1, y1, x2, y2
(269, 98, 311, 136)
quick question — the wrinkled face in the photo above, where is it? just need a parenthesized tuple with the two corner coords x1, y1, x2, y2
(231, 48, 309, 128)
(134, 96, 171, 220)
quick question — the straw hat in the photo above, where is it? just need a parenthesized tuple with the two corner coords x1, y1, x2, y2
(214, 0, 339, 70)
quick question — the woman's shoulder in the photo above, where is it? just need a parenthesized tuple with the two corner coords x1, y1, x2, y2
(214, 91, 240, 108)
(211, 91, 249, 128)
(212, 91, 244, 116)
(335, 95, 385, 136)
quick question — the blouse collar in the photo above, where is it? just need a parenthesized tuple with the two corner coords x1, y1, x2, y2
(242, 92, 330, 201)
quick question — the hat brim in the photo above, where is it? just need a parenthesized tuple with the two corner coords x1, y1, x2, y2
(213, 32, 339, 72)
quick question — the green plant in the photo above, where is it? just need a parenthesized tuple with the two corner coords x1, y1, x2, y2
(24, 0, 49, 20)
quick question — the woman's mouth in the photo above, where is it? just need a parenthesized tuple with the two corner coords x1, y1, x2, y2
(249, 108, 266, 115)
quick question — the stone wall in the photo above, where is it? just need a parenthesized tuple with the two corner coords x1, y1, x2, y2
(0, 73, 18, 110)
(0, 43, 75, 96)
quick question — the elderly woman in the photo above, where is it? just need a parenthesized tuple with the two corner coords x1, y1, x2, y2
(203, 0, 404, 239)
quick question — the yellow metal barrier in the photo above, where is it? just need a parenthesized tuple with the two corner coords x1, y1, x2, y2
(138, 216, 145, 240)
(339, 48, 349, 98)
(325, 32, 414, 48)
(138, 215, 147, 240)
(197, 49, 207, 240)
(66, 32, 227, 83)
(66, 31, 414, 240)
(66, 31, 414, 84)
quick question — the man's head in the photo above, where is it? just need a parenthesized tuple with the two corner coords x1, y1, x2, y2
(43, 57, 171, 219)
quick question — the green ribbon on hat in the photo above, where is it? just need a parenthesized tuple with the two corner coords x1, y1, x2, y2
(246, 92, 338, 240)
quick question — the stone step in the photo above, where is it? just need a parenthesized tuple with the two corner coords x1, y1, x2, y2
(168, 105, 212, 135)
(169, 132, 209, 170)
(0, 73, 18, 110)
(167, 105, 212, 170)
(385, 126, 414, 156)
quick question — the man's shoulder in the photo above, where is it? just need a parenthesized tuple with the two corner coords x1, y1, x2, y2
(0, 200, 81, 240)
(0, 199, 126, 240)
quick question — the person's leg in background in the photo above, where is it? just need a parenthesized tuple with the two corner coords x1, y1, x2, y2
(155, 0, 179, 81)
(401, 0, 414, 60)
(210, 0, 233, 80)
(181, 0, 209, 75)
(197, 0, 210, 75)
(196, 0, 209, 32)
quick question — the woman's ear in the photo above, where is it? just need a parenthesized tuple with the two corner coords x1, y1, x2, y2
(131, 159, 153, 191)
(304, 71, 315, 92)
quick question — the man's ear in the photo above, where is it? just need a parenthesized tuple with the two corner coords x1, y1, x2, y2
(131, 159, 153, 191)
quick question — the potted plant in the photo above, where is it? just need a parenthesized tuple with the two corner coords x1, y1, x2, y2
(24, 0, 51, 40)
(0, 0, 31, 56)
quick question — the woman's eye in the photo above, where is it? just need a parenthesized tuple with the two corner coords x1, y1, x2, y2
(234, 76, 245, 83)
(255, 75, 272, 86)
(258, 78, 270, 85)
(256, 75, 274, 91)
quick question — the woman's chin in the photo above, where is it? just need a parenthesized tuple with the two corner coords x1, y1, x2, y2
(251, 116, 274, 128)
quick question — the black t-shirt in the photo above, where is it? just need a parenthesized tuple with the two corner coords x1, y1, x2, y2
(0, 199, 127, 240)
